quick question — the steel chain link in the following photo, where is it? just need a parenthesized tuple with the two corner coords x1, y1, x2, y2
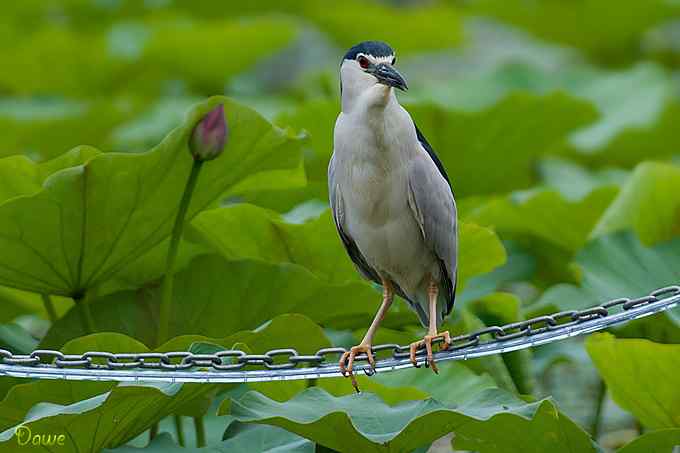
(0, 285, 678, 382)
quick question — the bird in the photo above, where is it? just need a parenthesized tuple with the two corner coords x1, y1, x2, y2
(329, 41, 458, 389)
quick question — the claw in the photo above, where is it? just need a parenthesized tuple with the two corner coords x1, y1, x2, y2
(408, 331, 450, 373)
(339, 344, 375, 392)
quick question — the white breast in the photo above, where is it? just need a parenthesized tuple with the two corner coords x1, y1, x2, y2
(332, 99, 438, 295)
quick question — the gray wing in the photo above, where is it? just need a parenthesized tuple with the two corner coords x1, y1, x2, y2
(407, 150, 458, 316)
(328, 153, 382, 285)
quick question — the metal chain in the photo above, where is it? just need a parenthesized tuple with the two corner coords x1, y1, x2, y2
(1, 285, 678, 383)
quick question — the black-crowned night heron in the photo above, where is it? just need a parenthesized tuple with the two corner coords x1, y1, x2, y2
(329, 41, 458, 388)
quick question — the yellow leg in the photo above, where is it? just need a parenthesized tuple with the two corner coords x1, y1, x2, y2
(339, 280, 393, 392)
(409, 277, 450, 373)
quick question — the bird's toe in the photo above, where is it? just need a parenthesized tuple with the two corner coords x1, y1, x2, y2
(339, 344, 373, 392)
(410, 331, 450, 372)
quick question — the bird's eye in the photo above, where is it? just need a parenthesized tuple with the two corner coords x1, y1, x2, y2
(392, 56, 396, 65)
(357, 55, 369, 69)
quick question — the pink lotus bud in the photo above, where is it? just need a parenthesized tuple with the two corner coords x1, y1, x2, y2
(189, 104, 227, 161)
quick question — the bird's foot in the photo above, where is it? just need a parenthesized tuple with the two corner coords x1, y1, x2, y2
(339, 344, 375, 392)
(409, 331, 451, 374)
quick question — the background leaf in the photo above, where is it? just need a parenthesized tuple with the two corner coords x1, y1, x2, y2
(586, 333, 680, 429)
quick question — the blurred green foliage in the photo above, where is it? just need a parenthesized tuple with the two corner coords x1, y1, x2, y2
(0, 0, 679, 452)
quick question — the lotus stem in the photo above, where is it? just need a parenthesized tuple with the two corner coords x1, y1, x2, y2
(173, 415, 185, 447)
(41, 294, 58, 324)
(590, 378, 607, 439)
(193, 416, 206, 448)
(158, 160, 203, 346)
(73, 292, 95, 334)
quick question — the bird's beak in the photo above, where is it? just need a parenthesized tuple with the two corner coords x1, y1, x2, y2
(370, 63, 408, 91)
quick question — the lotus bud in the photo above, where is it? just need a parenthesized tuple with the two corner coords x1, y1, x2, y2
(189, 104, 227, 161)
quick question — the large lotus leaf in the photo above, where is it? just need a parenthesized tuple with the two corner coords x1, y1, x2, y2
(592, 162, 680, 246)
(617, 429, 680, 453)
(222, 387, 597, 453)
(561, 62, 674, 151)
(104, 426, 314, 452)
(40, 255, 379, 348)
(457, 241, 536, 305)
(467, 187, 617, 253)
(156, 314, 331, 360)
(97, 233, 212, 297)
(192, 205, 355, 285)
(316, 356, 495, 406)
(408, 55, 672, 148)
(0, 147, 100, 203)
(0, 380, 209, 452)
(317, 377, 429, 406)
(451, 399, 600, 453)
(276, 99, 337, 188)
(192, 204, 506, 290)
(38, 264, 339, 353)
(533, 232, 680, 320)
(568, 102, 680, 168)
(464, 187, 616, 285)
(586, 334, 680, 429)
(371, 361, 497, 405)
(0, 97, 304, 297)
(466, 0, 679, 64)
(407, 93, 596, 197)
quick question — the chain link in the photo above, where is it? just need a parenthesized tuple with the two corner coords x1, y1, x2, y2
(0, 285, 678, 383)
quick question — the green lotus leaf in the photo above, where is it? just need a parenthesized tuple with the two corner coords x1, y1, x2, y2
(586, 333, 680, 429)
(467, 187, 617, 253)
(538, 157, 628, 201)
(569, 102, 680, 168)
(533, 232, 680, 323)
(40, 257, 335, 350)
(407, 93, 597, 197)
(0, 146, 100, 203)
(0, 97, 304, 297)
(592, 162, 680, 246)
(192, 204, 506, 291)
(104, 426, 314, 452)
(617, 429, 680, 453)
(221, 386, 597, 453)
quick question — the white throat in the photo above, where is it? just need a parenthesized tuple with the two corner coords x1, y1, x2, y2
(340, 60, 397, 114)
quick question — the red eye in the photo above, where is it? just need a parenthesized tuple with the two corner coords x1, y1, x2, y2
(357, 56, 369, 69)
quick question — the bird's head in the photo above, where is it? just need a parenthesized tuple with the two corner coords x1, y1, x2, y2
(340, 41, 407, 110)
